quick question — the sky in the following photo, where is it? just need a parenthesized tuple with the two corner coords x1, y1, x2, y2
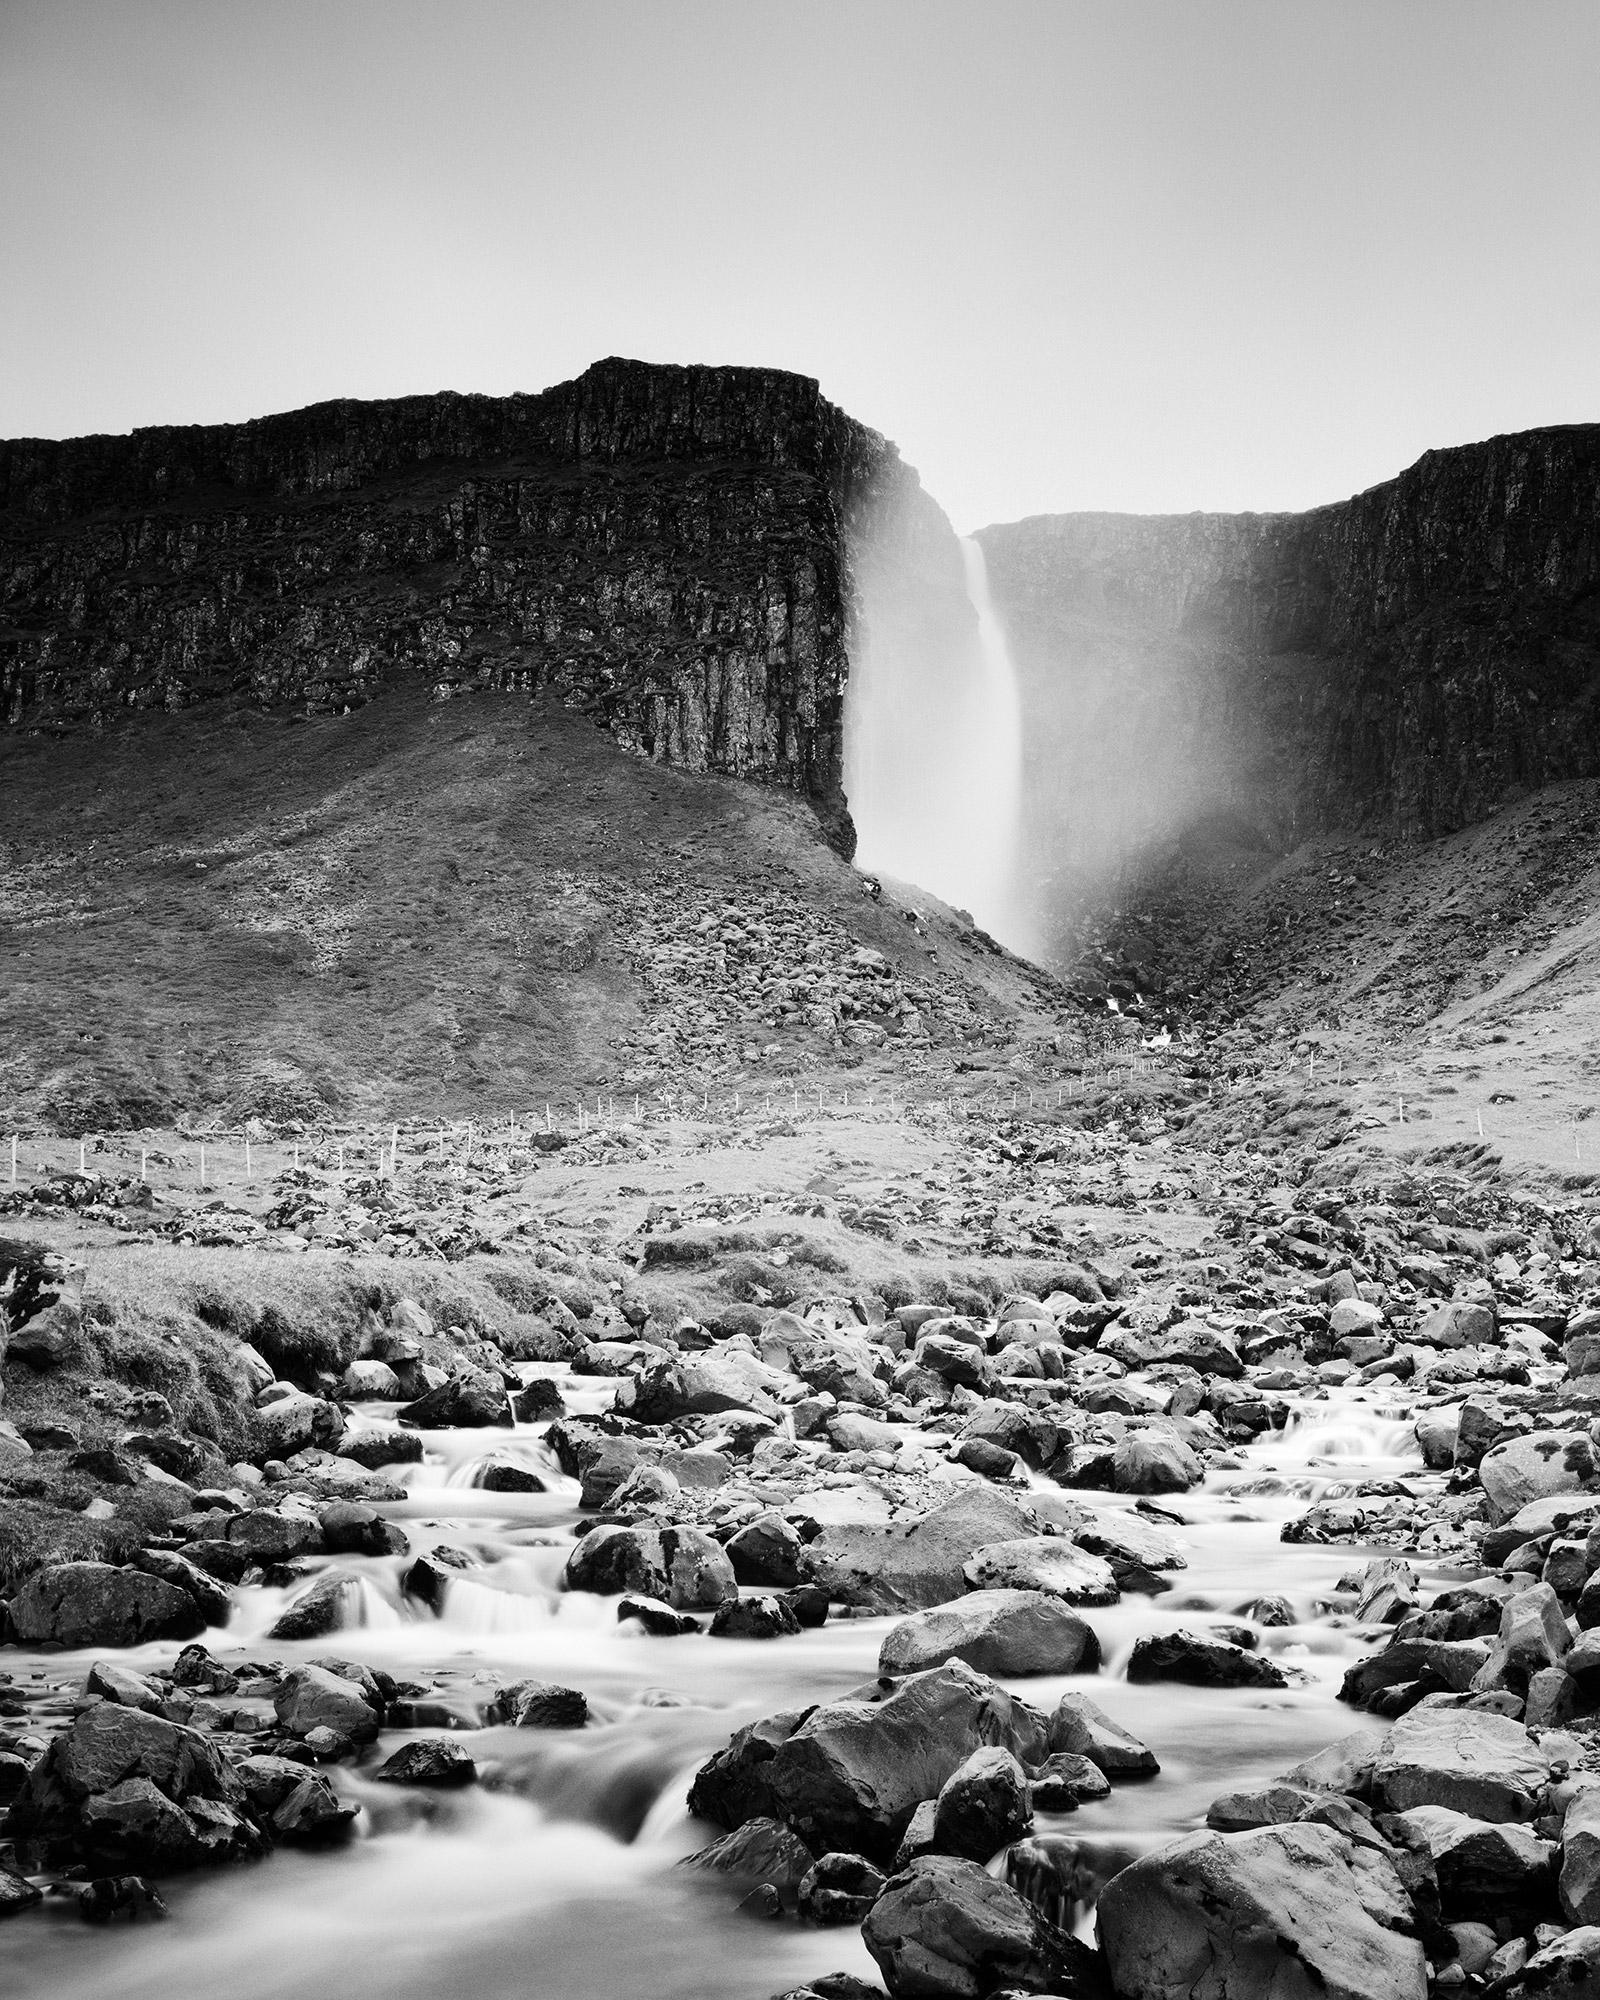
(4, 1, 1597, 531)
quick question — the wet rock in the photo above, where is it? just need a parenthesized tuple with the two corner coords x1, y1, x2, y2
(268, 1570, 363, 1641)
(862, 1853, 1100, 1998)
(618, 1593, 699, 1636)
(1479, 1431, 1599, 1524)
(711, 1594, 802, 1639)
(399, 1370, 511, 1429)
(339, 1428, 425, 1470)
(8, 1562, 203, 1648)
(1126, 1630, 1289, 1688)
(134, 1548, 234, 1627)
(564, 1524, 737, 1611)
(726, 1512, 807, 1587)
(688, 1659, 1049, 1864)
(512, 1378, 567, 1423)
(1370, 1707, 1550, 1821)
(1097, 1822, 1426, 2000)
(79, 1777, 262, 1868)
(961, 1538, 1119, 1608)
(879, 1590, 1100, 1679)
(683, 1815, 814, 1895)
(401, 1545, 474, 1612)
(802, 1488, 1038, 1615)
(77, 1875, 166, 1922)
(233, 1752, 356, 1843)
(225, 1506, 324, 1562)
(952, 1438, 1022, 1481)
(491, 1679, 589, 1727)
(0, 1862, 41, 1915)
(319, 1501, 409, 1556)
(1047, 1694, 1158, 1778)
(1028, 1752, 1111, 1811)
(85, 1660, 165, 1710)
(931, 1746, 1032, 1862)
(339, 1360, 403, 1399)
(797, 1851, 887, 1926)
(475, 1456, 549, 1493)
(273, 1664, 382, 1744)
(1473, 1581, 1572, 1693)
(373, 1738, 477, 1786)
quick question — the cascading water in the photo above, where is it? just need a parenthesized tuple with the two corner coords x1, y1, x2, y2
(845, 529, 1032, 954)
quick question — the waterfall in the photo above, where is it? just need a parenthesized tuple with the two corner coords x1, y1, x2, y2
(846, 530, 1031, 954)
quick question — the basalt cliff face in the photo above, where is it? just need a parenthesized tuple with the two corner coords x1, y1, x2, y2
(0, 358, 926, 854)
(978, 425, 1600, 938)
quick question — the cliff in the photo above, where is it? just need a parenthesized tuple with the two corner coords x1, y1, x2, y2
(977, 425, 1600, 934)
(0, 358, 922, 854)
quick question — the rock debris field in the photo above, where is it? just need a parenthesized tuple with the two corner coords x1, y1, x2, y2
(0, 1079, 1597, 2000)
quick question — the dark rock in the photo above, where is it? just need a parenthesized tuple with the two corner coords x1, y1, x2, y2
(564, 1524, 737, 1611)
(798, 1851, 887, 1926)
(1126, 1630, 1289, 1688)
(512, 1378, 567, 1423)
(491, 1679, 589, 1728)
(710, 1594, 802, 1640)
(682, 1815, 815, 1894)
(0, 1863, 41, 1916)
(319, 1500, 409, 1556)
(373, 1738, 477, 1786)
(401, 1545, 475, 1612)
(8, 1562, 203, 1648)
(726, 1513, 807, 1587)
(1028, 1753, 1111, 1811)
(617, 1593, 699, 1636)
(268, 1570, 361, 1641)
(399, 1370, 511, 1429)
(862, 1853, 1104, 1998)
(688, 1660, 1049, 1865)
(931, 1746, 1032, 1862)
(1047, 1694, 1159, 1778)
(273, 1664, 382, 1744)
(77, 1875, 166, 1923)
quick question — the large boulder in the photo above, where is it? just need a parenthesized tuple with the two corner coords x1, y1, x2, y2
(398, 1370, 510, 1428)
(273, 1664, 382, 1744)
(1479, 1431, 1599, 1524)
(1099, 1319, 1243, 1378)
(564, 1524, 736, 1611)
(879, 1590, 1099, 1678)
(1370, 1707, 1551, 1822)
(688, 1660, 1048, 1865)
(8, 1562, 203, 1648)
(961, 1538, 1119, 1607)
(1127, 1630, 1289, 1689)
(616, 1351, 797, 1423)
(803, 1489, 1037, 1614)
(862, 1853, 1101, 1998)
(1048, 1693, 1159, 1778)
(255, 1389, 345, 1458)
(930, 1747, 1031, 1862)
(1097, 1822, 1426, 2000)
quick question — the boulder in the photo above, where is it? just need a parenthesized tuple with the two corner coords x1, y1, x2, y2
(617, 1352, 795, 1423)
(373, 1739, 477, 1787)
(961, 1538, 1119, 1607)
(726, 1513, 806, 1587)
(1097, 1822, 1426, 2000)
(797, 1852, 887, 1927)
(273, 1664, 382, 1744)
(1491, 1926, 1600, 1996)
(268, 1571, 362, 1641)
(398, 1370, 510, 1429)
(1370, 1708, 1550, 1822)
(683, 1816, 815, 1895)
(256, 1389, 345, 1458)
(711, 1594, 802, 1640)
(879, 1590, 1099, 1679)
(862, 1854, 1100, 1998)
(491, 1679, 589, 1727)
(1127, 1630, 1289, 1689)
(1562, 1788, 1600, 1923)
(931, 1746, 1031, 1862)
(1047, 1694, 1159, 1778)
(1479, 1431, 1599, 1524)
(564, 1525, 737, 1611)
(8, 1562, 203, 1648)
(1391, 1804, 1554, 1911)
(1110, 1433, 1203, 1494)
(688, 1659, 1048, 1865)
(1028, 1752, 1111, 1811)
(803, 1488, 1038, 1614)
(319, 1501, 409, 1557)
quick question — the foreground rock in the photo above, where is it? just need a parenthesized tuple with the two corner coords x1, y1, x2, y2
(8, 1563, 205, 1648)
(688, 1660, 1048, 1864)
(863, 1853, 1106, 1998)
(1096, 1823, 1426, 2000)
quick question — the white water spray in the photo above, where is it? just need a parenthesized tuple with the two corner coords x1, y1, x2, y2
(846, 531, 1030, 952)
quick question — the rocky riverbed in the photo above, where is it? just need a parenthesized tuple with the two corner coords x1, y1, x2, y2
(2, 1097, 1598, 2000)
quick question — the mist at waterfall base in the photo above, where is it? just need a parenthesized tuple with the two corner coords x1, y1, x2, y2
(845, 535, 1035, 957)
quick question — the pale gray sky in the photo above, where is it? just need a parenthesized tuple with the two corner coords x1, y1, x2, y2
(4, 0, 1596, 529)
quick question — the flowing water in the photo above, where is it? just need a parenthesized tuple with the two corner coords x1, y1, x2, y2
(15, 1380, 1438, 2000)
(846, 535, 1030, 954)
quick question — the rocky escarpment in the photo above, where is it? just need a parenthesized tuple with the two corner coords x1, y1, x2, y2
(0, 358, 923, 853)
(978, 426, 1600, 930)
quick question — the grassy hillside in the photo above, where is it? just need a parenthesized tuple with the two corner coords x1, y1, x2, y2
(0, 687, 1081, 1132)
